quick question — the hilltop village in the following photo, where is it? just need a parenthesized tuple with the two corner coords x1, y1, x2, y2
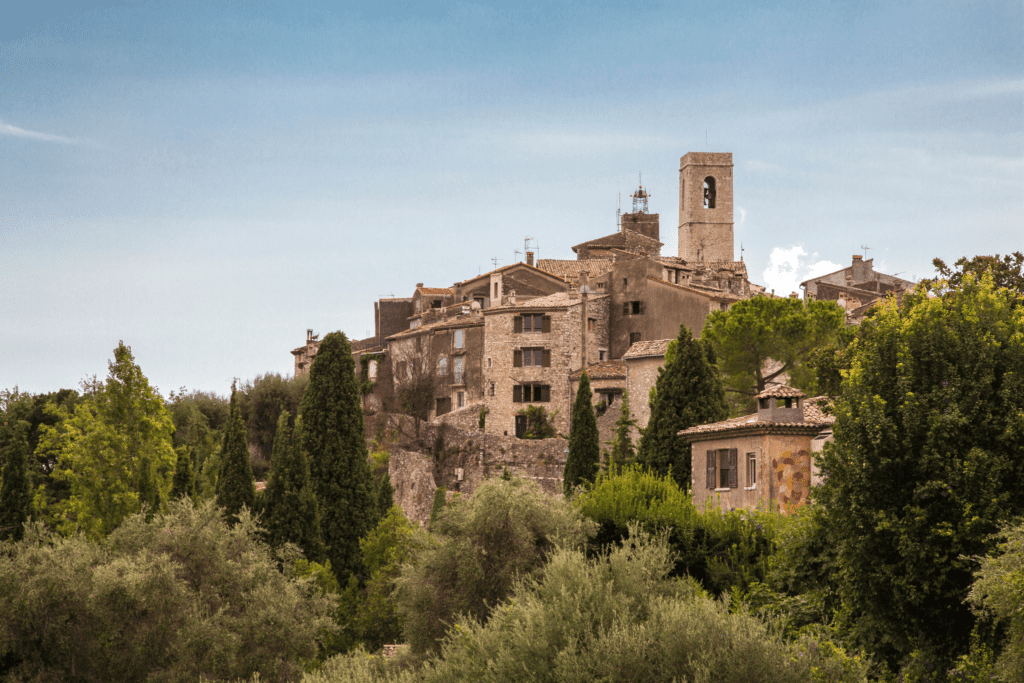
(291, 151, 913, 522)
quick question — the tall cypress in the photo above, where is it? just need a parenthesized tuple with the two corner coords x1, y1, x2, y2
(301, 332, 376, 585)
(217, 383, 255, 523)
(169, 446, 195, 501)
(564, 372, 600, 496)
(263, 412, 322, 560)
(637, 325, 728, 491)
(0, 420, 33, 541)
(609, 391, 638, 474)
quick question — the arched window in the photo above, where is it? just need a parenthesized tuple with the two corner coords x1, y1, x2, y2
(703, 176, 716, 209)
(438, 357, 448, 376)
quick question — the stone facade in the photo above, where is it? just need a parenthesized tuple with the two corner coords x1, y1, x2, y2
(800, 254, 914, 321)
(678, 152, 734, 263)
(621, 339, 673, 438)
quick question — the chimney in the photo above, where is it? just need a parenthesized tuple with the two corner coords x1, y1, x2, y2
(851, 254, 869, 283)
(526, 251, 534, 267)
(416, 282, 423, 288)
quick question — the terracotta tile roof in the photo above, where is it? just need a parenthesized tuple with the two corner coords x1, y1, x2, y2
(679, 396, 834, 438)
(757, 383, 807, 399)
(416, 287, 453, 296)
(535, 259, 613, 280)
(571, 231, 662, 254)
(456, 261, 567, 287)
(385, 313, 484, 341)
(646, 276, 743, 302)
(569, 360, 626, 380)
(484, 291, 609, 312)
(622, 339, 673, 359)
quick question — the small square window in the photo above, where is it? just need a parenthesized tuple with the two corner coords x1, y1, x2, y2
(457, 391, 465, 408)
(623, 278, 628, 287)
(489, 382, 495, 396)
(629, 332, 642, 345)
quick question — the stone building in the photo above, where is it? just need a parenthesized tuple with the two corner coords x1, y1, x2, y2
(681, 384, 833, 514)
(800, 254, 913, 322)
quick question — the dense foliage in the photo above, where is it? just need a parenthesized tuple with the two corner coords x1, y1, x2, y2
(237, 372, 309, 480)
(0, 499, 336, 683)
(636, 325, 728, 490)
(394, 477, 595, 656)
(515, 404, 557, 439)
(263, 411, 323, 560)
(0, 420, 33, 541)
(301, 331, 378, 586)
(816, 274, 1024, 673)
(216, 382, 256, 524)
(608, 390, 637, 472)
(563, 371, 599, 495)
(968, 520, 1024, 681)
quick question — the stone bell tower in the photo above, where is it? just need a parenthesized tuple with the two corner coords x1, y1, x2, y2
(678, 152, 734, 262)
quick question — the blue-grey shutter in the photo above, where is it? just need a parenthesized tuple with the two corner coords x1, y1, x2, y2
(706, 451, 715, 490)
(728, 448, 738, 488)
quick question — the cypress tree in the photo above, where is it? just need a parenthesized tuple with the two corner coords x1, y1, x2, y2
(428, 486, 447, 530)
(301, 331, 376, 585)
(637, 325, 728, 491)
(609, 391, 638, 474)
(376, 471, 394, 519)
(263, 412, 322, 560)
(0, 420, 33, 541)
(169, 446, 195, 501)
(564, 372, 600, 495)
(217, 383, 255, 523)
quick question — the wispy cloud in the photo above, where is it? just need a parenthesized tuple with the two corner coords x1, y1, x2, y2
(1, 119, 98, 147)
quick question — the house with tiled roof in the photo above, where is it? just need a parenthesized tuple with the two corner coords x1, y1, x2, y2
(680, 384, 834, 514)
(800, 254, 913, 322)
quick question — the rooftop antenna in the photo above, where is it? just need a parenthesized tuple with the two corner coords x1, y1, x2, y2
(861, 245, 871, 259)
(514, 249, 522, 263)
(491, 257, 501, 269)
(740, 242, 744, 262)
(617, 192, 622, 230)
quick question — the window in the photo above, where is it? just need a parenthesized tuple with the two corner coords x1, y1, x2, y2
(623, 278, 628, 287)
(599, 349, 607, 361)
(454, 357, 464, 384)
(588, 317, 596, 331)
(747, 452, 757, 487)
(758, 398, 769, 409)
(597, 281, 606, 290)
(454, 329, 464, 349)
(438, 357, 448, 376)
(783, 397, 794, 409)
(706, 449, 738, 490)
(457, 391, 465, 408)
(431, 299, 442, 309)
(514, 314, 550, 333)
(703, 176, 716, 209)
(513, 384, 550, 403)
(513, 348, 550, 367)
(489, 382, 496, 396)
(474, 296, 485, 308)
(630, 332, 642, 345)
(494, 282, 499, 298)
(368, 360, 378, 380)
(622, 301, 645, 316)
(487, 357, 492, 368)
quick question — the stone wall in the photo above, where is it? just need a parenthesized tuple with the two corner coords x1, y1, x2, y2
(625, 354, 663, 439)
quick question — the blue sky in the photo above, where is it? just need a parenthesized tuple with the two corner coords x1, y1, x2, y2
(2, 0, 1021, 396)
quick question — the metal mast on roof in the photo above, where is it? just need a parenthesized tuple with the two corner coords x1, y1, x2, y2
(491, 257, 501, 269)
(616, 192, 621, 230)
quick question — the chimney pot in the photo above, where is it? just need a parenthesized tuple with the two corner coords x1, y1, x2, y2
(526, 251, 534, 267)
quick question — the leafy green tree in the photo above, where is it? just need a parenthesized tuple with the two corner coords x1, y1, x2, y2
(216, 382, 255, 524)
(608, 390, 637, 473)
(166, 388, 227, 499)
(169, 446, 195, 501)
(564, 372, 600, 495)
(516, 405, 557, 439)
(0, 420, 33, 541)
(816, 274, 1024, 673)
(968, 520, 1024, 681)
(237, 372, 309, 481)
(263, 411, 322, 560)
(637, 325, 728, 490)
(41, 342, 176, 538)
(301, 331, 377, 586)
(395, 476, 595, 656)
(929, 251, 1024, 299)
(702, 296, 845, 404)
(0, 499, 336, 683)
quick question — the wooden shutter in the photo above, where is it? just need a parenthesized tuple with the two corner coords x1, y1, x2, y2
(638, 301, 645, 314)
(513, 350, 522, 367)
(728, 448, 738, 488)
(622, 302, 630, 316)
(706, 451, 715, 490)
(541, 385, 551, 402)
(514, 316, 523, 333)
(542, 349, 551, 367)
(541, 315, 551, 333)
(513, 385, 522, 403)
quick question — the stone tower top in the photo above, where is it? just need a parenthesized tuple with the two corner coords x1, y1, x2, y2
(678, 152, 734, 262)
(621, 183, 660, 243)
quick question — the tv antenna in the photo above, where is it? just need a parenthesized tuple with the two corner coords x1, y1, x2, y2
(616, 192, 621, 230)
(861, 245, 871, 259)
(491, 257, 501, 269)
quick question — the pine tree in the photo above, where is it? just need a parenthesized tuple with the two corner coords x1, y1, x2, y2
(263, 412, 322, 560)
(301, 332, 377, 585)
(608, 391, 637, 474)
(170, 446, 195, 501)
(564, 372, 600, 495)
(637, 325, 728, 491)
(0, 420, 33, 541)
(216, 382, 254, 524)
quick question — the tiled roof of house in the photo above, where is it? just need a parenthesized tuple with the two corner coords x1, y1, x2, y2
(456, 261, 567, 287)
(485, 291, 609, 312)
(757, 383, 807, 399)
(535, 259, 613, 280)
(569, 360, 627, 380)
(679, 396, 834, 438)
(622, 339, 673, 359)
(646, 276, 743, 302)
(571, 231, 663, 254)
(385, 313, 484, 341)
(416, 287, 453, 296)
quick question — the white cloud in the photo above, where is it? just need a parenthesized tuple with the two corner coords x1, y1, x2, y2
(762, 246, 841, 297)
(0, 120, 96, 146)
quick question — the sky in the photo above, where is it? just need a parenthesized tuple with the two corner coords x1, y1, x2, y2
(2, 0, 1021, 397)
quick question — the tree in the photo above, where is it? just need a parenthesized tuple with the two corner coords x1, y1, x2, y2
(237, 372, 309, 480)
(608, 390, 637, 473)
(516, 405, 557, 439)
(0, 499, 336, 683)
(42, 342, 176, 538)
(0, 420, 33, 541)
(168, 446, 195, 501)
(637, 325, 728, 490)
(166, 388, 228, 500)
(263, 411, 322, 561)
(929, 251, 1024, 299)
(968, 520, 1024, 681)
(301, 331, 377, 586)
(216, 382, 255, 524)
(816, 273, 1024, 673)
(564, 372, 599, 495)
(702, 296, 845, 404)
